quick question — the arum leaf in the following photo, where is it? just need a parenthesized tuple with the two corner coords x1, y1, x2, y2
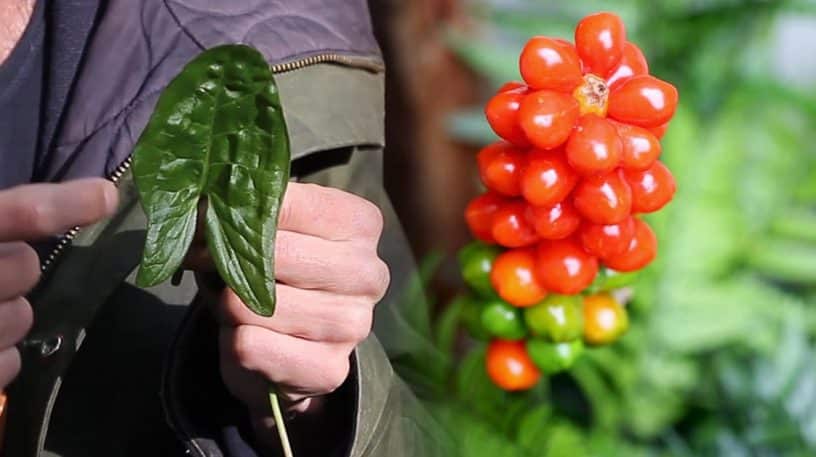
(133, 44, 289, 316)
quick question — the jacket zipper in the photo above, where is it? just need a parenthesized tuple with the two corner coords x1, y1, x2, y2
(39, 53, 384, 273)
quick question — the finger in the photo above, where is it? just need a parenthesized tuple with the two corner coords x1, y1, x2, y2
(0, 298, 33, 348)
(0, 178, 118, 242)
(0, 243, 40, 300)
(274, 230, 390, 298)
(0, 347, 21, 390)
(219, 326, 352, 407)
(278, 183, 383, 242)
(215, 285, 374, 343)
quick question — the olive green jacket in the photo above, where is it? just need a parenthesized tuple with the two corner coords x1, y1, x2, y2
(5, 1, 450, 456)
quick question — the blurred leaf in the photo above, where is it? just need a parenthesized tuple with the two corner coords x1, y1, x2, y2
(434, 294, 467, 355)
(748, 238, 816, 285)
(770, 209, 816, 244)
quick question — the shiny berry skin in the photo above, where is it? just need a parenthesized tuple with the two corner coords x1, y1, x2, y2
(521, 149, 579, 207)
(491, 201, 539, 248)
(624, 161, 676, 213)
(583, 293, 629, 345)
(477, 142, 526, 196)
(529, 201, 581, 240)
(465, 192, 506, 243)
(575, 12, 626, 76)
(608, 75, 679, 128)
(614, 122, 661, 171)
(579, 216, 636, 259)
(536, 238, 599, 295)
(526, 339, 584, 375)
(490, 248, 548, 307)
(572, 170, 633, 224)
(602, 218, 657, 272)
(485, 85, 530, 146)
(458, 241, 501, 299)
(566, 115, 622, 175)
(518, 90, 580, 150)
(519, 37, 583, 92)
(524, 294, 583, 342)
(486, 340, 541, 391)
(605, 42, 648, 89)
(498, 80, 526, 92)
(481, 299, 528, 340)
(649, 122, 669, 139)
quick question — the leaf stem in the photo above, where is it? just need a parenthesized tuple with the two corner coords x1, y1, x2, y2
(269, 390, 294, 457)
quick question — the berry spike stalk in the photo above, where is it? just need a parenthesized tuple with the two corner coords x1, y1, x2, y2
(460, 11, 679, 391)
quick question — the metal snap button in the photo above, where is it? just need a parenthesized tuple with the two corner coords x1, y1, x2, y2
(21, 335, 63, 358)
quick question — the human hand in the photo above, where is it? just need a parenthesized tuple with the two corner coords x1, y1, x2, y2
(201, 183, 389, 426)
(0, 179, 118, 390)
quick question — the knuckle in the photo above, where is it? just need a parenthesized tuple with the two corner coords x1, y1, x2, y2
(230, 327, 259, 371)
(0, 348, 21, 388)
(345, 304, 374, 343)
(1, 243, 41, 292)
(18, 244, 41, 288)
(320, 356, 350, 394)
(7, 298, 34, 339)
(361, 257, 390, 301)
(352, 199, 384, 240)
(13, 201, 50, 236)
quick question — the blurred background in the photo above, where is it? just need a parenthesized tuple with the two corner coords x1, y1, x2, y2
(371, 0, 816, 455)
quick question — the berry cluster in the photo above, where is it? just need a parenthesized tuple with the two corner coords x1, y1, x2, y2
(460, 12, 678, 391)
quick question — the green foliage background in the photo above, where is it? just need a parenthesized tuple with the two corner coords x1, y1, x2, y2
(395, 1, 816, 455)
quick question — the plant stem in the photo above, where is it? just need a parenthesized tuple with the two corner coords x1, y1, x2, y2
(269, 390, 294, 457)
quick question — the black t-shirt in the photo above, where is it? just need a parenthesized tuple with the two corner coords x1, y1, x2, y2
(0, 0, 45, 190)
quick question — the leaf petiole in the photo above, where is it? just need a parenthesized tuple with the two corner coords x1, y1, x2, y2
(269, 389, 294, 457)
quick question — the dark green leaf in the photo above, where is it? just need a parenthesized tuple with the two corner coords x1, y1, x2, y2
(133, 44, 289, 316)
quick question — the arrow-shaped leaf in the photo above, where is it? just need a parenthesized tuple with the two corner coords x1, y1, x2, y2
(133, 44, 290, 316)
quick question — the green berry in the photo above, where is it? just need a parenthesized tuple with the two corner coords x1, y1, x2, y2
(524, 294, 583, 342)
(526, 339, 584, 374)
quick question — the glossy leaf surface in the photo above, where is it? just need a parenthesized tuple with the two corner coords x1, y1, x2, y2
(134, 44, 289, 316)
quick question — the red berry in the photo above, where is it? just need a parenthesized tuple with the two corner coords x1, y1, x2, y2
(605, 42, 648, 89)
(486, 340, 541, 391)
(624, 161, 676, 213)
(521, 149, 579, 207)
(603, 218, 657, 271)
(519, 37, 583, 92)
(608, 75, 678, 128)
(580, 216, 636, 259)
(491, 248, 548, 307)
(518, 90, 580, 150)
(575, 12, 626, 76)
(572, 169, 633, 224)
(497, 81, 527, 92)
(529, 201, 581, 240)
(614, 122, 661, 170)
(492, 200, 539, 248)
(465, 192, 506, 243)
(486, 85, 530, 146)
(566, 115, 622, 175)
(649, 122, 669, 139)
(477, 142, 526, 196)
(536, 238, 599, 295)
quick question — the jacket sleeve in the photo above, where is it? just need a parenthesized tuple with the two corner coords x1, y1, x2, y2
(161, 299, 454, 457)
